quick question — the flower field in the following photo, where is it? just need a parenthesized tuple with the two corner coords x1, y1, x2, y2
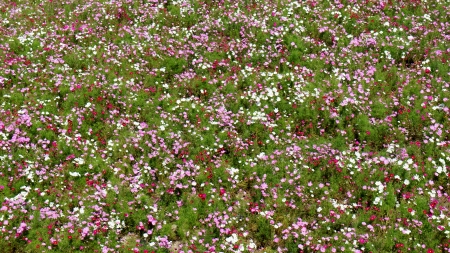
(1, 0, 450, 252)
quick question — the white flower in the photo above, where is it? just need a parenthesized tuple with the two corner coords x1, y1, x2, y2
(226, 233, 238, 244)
(108, 220, 115, 229)
(69, 172, 81, 177)
(403, 163, 410, 171)
(228, 167, 239, 176)
(73, 157, 85, 165)
(374, 181, 384, 193)
(404, 179, 410, 185)
(85, 102, 91, 108)
(373, 197, 382, 206)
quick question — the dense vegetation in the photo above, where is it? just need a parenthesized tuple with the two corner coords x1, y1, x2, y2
(1, 0, 449, 252)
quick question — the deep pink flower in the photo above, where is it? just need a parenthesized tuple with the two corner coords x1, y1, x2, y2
(198, 193, 206, 201)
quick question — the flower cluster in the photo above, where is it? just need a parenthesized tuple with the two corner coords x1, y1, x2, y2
(0, 0, 449, 252)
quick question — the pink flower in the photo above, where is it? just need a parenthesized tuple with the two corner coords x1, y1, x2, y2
(260, 183, 268, 190)
(66, 154, 76, 160)
(147, 215, 157, 225)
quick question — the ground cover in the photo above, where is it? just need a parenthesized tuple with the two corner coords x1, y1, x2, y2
(0, 0, 450, 252)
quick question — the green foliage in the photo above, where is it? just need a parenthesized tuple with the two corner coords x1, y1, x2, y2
(63, 52, 88, 70)
(367, 15, 381, 31)
(253, 217, 273, 247)
(162, 57, 187, 76)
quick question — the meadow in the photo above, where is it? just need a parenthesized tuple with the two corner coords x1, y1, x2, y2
(0, 0, 450, 252)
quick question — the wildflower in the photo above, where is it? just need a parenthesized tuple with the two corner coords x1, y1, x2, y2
(198, 193, 206, 201)
(69, 172, 81, 177)
(395, 243, 404, 248)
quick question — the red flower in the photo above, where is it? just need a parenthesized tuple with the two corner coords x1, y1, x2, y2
(430, 200, 437, 208)
(395, 243, 404, 248)
(428, 249, 434, 253)
(198, 193, 206, 201)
